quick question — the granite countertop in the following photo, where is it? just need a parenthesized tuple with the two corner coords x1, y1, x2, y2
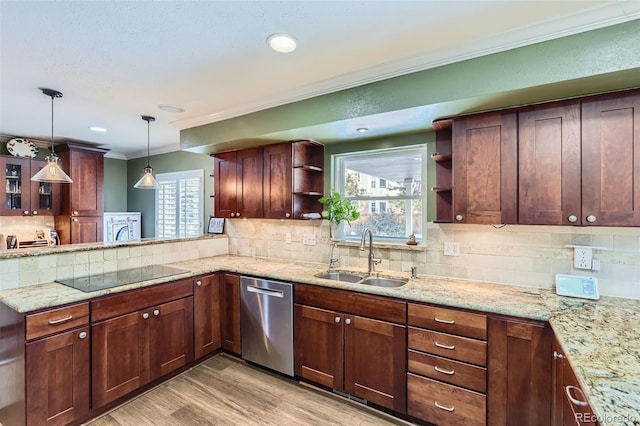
(0, 255, 638, 425)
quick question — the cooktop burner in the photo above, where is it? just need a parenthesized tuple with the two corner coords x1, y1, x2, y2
(56, 265, 189, 293)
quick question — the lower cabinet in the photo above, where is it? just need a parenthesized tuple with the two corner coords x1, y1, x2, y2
(91, 281, 194, 408)
(294, 285, 406, 413)
(220, 272, 241, 355)
(194, 274, 222, 359)
(487, 316, 553, 426)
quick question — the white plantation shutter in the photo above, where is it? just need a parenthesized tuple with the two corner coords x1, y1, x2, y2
(155, 170, 203, 238)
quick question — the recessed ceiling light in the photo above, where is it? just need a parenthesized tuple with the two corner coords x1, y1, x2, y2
(158, 104, 184, 113)
(89, 126, 107, 133)
(356, 127, 368, 133)
(267, 33, 297, 53)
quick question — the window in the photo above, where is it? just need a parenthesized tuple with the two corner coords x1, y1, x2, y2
(155, 169, 204, 239)
(333, 145, 426, 242)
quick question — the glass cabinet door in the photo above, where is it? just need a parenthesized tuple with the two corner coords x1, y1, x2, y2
(30, 159, 61, 216)
(1, 156, 30, 216)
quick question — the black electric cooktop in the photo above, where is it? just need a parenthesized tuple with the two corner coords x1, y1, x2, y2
(56, 265, 189, 292)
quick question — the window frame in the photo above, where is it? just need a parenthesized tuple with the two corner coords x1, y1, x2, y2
(154, 169, 204, 239)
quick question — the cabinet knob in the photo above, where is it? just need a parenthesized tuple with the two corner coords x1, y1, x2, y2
(586, 215, 597, 223)
(73, 210, 79, 216)
(567, 215, 577, 223)
(236, 212, 241, 217)
(230, 213, 235, 217)
(153, 309, 160, 316)
(32, 210, 38, 215)
(285, 212, 291, 218)
(455, 214, 463, 222)
(196, 280, 202, 286)
(78, 331, 88, 339)
(335, 316, 341, 323)
(142, 312, 150, 319)
(553, 351, 565, 360)
(23, 210, 30, 216)
(345, 318, 351, 325)
(73, 218, 78, 222)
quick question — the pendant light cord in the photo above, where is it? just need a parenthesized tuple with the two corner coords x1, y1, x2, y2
(50, 93, 55, 154)
(146, 119, 150, 167)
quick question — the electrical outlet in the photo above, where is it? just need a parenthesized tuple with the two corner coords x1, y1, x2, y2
(303, 234, 316, 246)
(443, 241, 460, 256)
(574, 247, 593, 269)
(285, 233, 291, 244)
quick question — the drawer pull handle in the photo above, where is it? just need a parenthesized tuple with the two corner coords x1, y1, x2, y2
(435, 342, 456, 350)
(434, 317, 455, 324)
(435, 366, 455, 375)
(435, 401, 455, 412)
(48, 315, 73, 325)
(565, 385, 588, 407)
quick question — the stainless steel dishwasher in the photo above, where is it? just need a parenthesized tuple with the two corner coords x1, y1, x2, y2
(240, 276, 294, 376)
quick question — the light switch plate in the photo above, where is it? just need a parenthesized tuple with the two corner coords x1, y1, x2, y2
(555, 274, 599, 300)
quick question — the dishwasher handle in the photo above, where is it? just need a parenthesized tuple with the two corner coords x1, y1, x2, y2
(246, 285, 284, 298)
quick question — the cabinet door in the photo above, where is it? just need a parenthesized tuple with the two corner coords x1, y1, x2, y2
(70, 216, 103, 244)
(92, 310, 150, 408)
(519, 102, 581, 225)
(582, 91, 640, 226)
(552, 336, 565, 426)
(344, 315, 406, 413)
(26, 326, 90, 426)
(0, 156, 31, 216)
(237, 147, 263, 218)
(194, 274, 221, 359)
(487, 317, 552, 426)
(453, 112, 517, 224)
(68, 149, 104, 216)
(263, 143, 292, 219)
(294, 304, 344, 390)
(220, 273, 241, 354)
(214, 151, 237, 218)
(29, 159, 62, 216)
(149, 296, 194, 380)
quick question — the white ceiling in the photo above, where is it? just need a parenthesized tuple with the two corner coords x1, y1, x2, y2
(1, 1, 638, 159)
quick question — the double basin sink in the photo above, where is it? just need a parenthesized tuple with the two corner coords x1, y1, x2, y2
(315, 271, 407, 288)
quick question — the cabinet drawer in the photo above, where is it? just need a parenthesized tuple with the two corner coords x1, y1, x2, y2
(91, 279, 193, 322)
(26, 302, 89, 340)
(408, 303, 487, 340)
(408, 327, 487, 366)
(408, 349, 486, 393)
(408, 373, 486, 426)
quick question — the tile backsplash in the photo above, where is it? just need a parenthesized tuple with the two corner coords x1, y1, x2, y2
(0, 216, 54, 242)
(226, 219, 640, 299)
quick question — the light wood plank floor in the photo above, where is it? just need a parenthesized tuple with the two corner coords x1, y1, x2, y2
(86, 355, 411, 426)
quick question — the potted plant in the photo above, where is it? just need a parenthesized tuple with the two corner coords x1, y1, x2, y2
(318, 191, 360, 241)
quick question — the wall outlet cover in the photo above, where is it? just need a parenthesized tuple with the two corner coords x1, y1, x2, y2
(444, 241, 460, 256)
(303, 234, 316, 246)
(574, 247, 593, 269)
(285, 233, 292, 244)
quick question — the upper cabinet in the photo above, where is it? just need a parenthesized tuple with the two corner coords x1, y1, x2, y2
(213, 140, 324, 220)
(452, 111, 518, 225)
(0, 155, 61, 217)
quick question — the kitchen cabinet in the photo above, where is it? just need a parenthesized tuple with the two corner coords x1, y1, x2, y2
(552, 337, 599, 426)
(55, 143, 108, 244)
(407, 303, 487, 425)
(294, 284, 406, 413)
(452, 111, 518, 224)
(518, 101, 582, 225)
(487, 316, 552, 426)
(0, 155, 61, 216)
(194, 274, 221, 359)
(220, 272, 241, 355)
(263, 140, 324, 219)
(91, 279, 193, 408)
(431, 119, 454, 223)
(213, 148, 263, 218)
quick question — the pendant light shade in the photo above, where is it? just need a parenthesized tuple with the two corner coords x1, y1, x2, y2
(31, 89, 73, 183)
(134, 115, 160, 190)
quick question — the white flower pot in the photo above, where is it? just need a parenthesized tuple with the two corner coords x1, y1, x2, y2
(330, 221, 345, 241)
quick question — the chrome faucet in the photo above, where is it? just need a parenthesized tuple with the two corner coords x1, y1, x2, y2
(360, 228, 381, 274)
(329, 243, 339, 269)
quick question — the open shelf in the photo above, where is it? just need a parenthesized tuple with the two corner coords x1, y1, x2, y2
(432, 119, 454, 223)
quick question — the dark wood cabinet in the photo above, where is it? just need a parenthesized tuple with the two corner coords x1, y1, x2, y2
(581, 90, 640, 226)
(263, 142, 293, 219)
(194, 274, 221, 359)
(294, 285, 406, 413)
(55, 143, 108, 244)
(431, 119, 454, 223)
(213, 148, 263, 218)
(487, 316, 552, 426)
(0, 155, 61, 217)
(519, 102, 582, 225)
(452, 111, 518, 224)
(220, 272, 241, 355)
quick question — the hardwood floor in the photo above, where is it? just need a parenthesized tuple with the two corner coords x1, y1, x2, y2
(86, 355, 410, 426)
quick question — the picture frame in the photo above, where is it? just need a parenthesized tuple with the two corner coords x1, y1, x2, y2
(207, 217, 225, 234)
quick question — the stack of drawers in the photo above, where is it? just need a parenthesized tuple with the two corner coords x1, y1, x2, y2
(407, 303, 488, 425)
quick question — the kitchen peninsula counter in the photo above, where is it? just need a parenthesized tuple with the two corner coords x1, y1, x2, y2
(1, 254, 638, 425)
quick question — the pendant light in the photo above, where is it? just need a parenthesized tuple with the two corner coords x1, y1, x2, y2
(134, 115, 160, 189)
(31, 89, 73, 183)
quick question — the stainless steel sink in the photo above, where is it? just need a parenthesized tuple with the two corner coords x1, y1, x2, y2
(357, 277, 407, 288)
(315, 271, 364, 283)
